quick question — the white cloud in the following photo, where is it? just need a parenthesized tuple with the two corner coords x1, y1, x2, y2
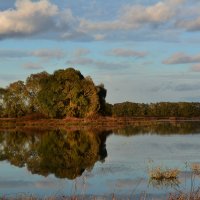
(67, 57, 93, 66)
(67, 57, 130, 70)
(163, 52, 200, 64)
(56, 8, 76, 29)
(79, 0, 184, 32)
(73, 48, 90, 57)
(0, 48, 65, 60)
(0, 49, 28, 58)
(31, 49, 64, 59)
(60, 30, 92, 41)
(23, 62, 43, 70)
(93, 34, 106, 40)
(174, 1, 200, 31)
(176, 17, 200, 31)
(0, 0, 58, 38)
(1, 0, 200, 42)
(108, 48, 147, 58)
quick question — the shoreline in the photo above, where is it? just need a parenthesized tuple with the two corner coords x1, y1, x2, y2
(0, 116, 200, 131)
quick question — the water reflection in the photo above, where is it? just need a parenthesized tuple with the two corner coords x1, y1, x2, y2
(115, 121, 200, 136)
(0, 129, 111, 179)
(0, 121, 200, 196)
(149, 178, 180, 189)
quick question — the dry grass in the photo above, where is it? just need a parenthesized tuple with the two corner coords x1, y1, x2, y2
(149, 166, 179, 180)
(191, 163, 200, 176)
(168, 190, 200, 200)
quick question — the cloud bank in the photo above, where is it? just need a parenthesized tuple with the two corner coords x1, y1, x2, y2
(0, 0, 58, 38)
(0, 0, 200, 41)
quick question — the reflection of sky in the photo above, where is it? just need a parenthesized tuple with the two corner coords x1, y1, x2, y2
(0, 161, 68, 196)
(1, 133, 200, 197)
(106, 134, 200, 165)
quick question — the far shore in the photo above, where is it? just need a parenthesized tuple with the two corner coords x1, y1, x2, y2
(0, 116, 200, 130)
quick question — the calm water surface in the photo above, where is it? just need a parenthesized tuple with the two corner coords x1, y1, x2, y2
(1, 121, 200, 198)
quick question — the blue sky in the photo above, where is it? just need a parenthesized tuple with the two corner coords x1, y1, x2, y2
(1, 0, 200, 103)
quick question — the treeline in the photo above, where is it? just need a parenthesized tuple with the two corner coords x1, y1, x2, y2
(0, 68, 106, 118)
(108, 102, 200, 118)
(1, 68, 200, 119)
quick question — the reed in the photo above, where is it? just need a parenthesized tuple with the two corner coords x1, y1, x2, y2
(149, 166, 179, 180)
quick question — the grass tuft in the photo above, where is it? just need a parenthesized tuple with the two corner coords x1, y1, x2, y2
(149, 166, 179, 180)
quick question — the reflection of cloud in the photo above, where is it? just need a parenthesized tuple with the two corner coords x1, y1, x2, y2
(0, 179, 63, 190)
(191, 64, 200, 72)
(107, 178, 146, 191)
(174, 143, 200, 151)
(0, 180, 33, 188)
(114, 178, 145, 188)
(93, 165, 131, 177)
(35, 180, 57, 188)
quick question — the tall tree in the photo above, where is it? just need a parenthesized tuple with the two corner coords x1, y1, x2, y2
(0, 88, 6, 117)
(38, 68, 106, 118)
(3, 81, 28, 117)
(25, 71, 49, 113)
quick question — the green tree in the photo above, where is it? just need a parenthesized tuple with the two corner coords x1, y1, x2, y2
(0, 88, 6, 117)
(38, 68, 106, 118)
(3, 81, 28, 117)
(25, 71, 49, 113)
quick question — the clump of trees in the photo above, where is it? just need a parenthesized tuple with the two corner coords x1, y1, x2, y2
(0, 68, 106, 118)
(1, 68, 200, 119)
(111, 102, 200, 118)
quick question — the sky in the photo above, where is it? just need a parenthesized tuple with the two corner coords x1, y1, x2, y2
(1, 0, 200, 103)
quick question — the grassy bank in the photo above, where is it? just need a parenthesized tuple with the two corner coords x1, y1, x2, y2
(1, 116, 200, 135)
(1, 116, 200, 128)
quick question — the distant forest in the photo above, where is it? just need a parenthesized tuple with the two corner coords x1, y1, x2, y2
(1, 68, 200, 119)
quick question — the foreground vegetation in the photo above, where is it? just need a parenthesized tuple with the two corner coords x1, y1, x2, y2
(0, 124, 200, 199)
(149, 167, 179, 180)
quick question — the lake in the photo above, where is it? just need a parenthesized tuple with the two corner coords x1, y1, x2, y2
(0, 121, 200, 198)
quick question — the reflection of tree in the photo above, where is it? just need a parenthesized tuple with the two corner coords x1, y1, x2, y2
(148, 178, 180, 189)
(115, 121, 200, 136)
(0, 129, 110, 179)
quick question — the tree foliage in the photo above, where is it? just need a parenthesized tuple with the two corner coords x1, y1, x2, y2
(112, 102, 200, 118)
(1, 67, 200, 118)
(3, 81, 28, 117)
(0, 68, 106, 118)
